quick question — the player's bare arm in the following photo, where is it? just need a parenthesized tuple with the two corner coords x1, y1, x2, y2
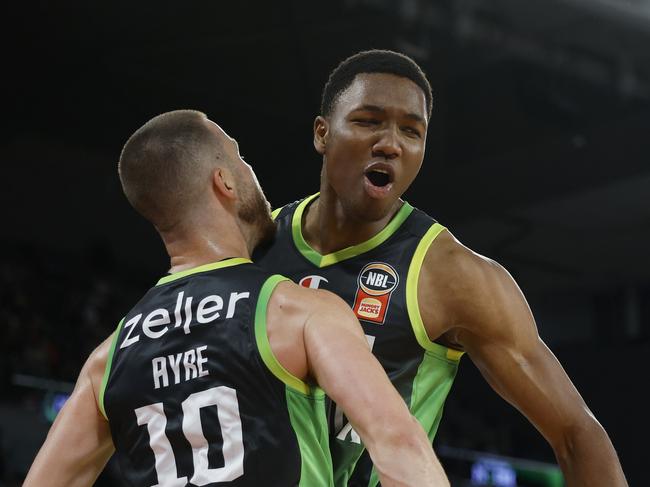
(24, 335, 115, 487)
(418, 229, 628, 487)
(266, 281, 449, 487)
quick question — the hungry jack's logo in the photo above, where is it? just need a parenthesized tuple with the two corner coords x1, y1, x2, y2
(353, 262, 399, 324)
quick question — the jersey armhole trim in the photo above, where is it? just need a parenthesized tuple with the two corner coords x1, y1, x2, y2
(271, 206, 285, 221)
(406, 223, 464, 362)
(255, 275, 322, 397)
(98, 318, 125, 420)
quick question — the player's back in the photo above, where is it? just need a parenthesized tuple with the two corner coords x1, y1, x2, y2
(100, 258, 331, 487)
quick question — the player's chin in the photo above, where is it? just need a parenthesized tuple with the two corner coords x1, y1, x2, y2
(355, 185, 399, 221)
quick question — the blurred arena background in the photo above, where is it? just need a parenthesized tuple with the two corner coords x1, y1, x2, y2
(3, 1, 649, 485)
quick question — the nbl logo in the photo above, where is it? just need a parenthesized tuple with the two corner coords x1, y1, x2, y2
(353, 263, 399, 324)
(358, 264, 398, 295)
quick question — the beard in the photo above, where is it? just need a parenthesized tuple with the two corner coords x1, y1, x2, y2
(237, 179, 276, 252)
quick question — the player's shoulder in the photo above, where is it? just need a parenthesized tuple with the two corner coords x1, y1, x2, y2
(424, 227, 511, 295)
(82, 333, 117, 396)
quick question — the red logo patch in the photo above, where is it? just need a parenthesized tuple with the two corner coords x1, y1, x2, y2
(299, 275, 328, 289)
(353, 263, 399, 324)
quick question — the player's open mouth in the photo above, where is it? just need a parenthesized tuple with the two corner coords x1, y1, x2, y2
(365, 169, 391, 187)
(363, 164, 395, 197)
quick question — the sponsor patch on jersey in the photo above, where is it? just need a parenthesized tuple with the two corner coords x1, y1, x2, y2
(299, 275, 329, 289)
(352, 262, 399, 324)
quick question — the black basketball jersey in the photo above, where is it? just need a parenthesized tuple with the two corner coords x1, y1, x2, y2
(254, 194, 463, 487)
(99, 258, 332, 487)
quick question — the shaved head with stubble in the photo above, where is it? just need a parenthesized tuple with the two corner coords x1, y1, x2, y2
(118, 109, 275, 258)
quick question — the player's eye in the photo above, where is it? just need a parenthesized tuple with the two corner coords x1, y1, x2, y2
(352, 118, 380, 126)
(401, 126, 421, 138)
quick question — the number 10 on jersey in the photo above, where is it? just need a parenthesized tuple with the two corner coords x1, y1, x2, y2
(135, 386, 244, 486)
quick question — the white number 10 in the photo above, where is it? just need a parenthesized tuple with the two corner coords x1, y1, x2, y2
(134, 386, 244, 486)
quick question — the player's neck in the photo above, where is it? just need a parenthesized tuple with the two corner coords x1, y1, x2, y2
(160, 219, 250, 274)
(302, 190, 403, 255)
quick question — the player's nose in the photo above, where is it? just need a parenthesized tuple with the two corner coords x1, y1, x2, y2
(371, 127, 402, 160)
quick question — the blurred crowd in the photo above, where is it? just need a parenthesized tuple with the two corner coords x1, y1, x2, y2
(0, 242, 146, 387)
(0, 242, 151, 485)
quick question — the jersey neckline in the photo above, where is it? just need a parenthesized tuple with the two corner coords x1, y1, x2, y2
(291, 193, 414, 268)
(156, 257, 252, 286)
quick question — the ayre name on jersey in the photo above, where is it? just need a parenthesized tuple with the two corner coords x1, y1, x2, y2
(119, 289, 251, 350)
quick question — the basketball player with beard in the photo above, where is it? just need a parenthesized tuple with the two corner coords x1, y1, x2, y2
(24, 110, 448, 487)
(254, 50, 627, 487)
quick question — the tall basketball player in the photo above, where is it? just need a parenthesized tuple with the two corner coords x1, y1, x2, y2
(254, 50, 628, 487)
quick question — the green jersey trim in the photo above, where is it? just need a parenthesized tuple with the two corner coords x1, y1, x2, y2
(286, 387, 333, 487)
(156, 258, 252, 286)
(98, 318, 125, 420)
(367, 349, 460, 487)
(271, 206, 284, 220)
(409, 351, 459, 440)
(406, 223, 464, 361)
(291, 193, 414, 268)
(255, 274, 324, 397)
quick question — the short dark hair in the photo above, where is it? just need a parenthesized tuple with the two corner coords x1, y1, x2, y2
(320, 49, 433, 120)
(118, 109, 224, 227)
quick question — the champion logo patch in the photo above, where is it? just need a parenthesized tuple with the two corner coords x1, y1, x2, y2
(299, 275, 329, 289)
(353, 262, 399, 324)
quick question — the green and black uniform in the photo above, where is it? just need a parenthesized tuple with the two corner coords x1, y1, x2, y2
(254, 194, 463, 487)
(100, 258, 332, 487)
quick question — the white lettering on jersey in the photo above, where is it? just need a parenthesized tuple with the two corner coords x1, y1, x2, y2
(142, 309, 170, 339)
(336, 422, 361, 444)
(173, 291, 184, 328)
(152, 346, 210, 390)
(120, 314, 143, 349)
(120, 290, 249, 349)
(226, 292, 249, 318)
(197, 295, 223, 323)
(182, 296, 194, 335)
(183, 349, 198, 381)
(197, 345, 209, 378)
(168, 353, 183, 385)
(152, 357, 169, 389)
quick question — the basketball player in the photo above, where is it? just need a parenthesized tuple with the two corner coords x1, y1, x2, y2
(253, 50, 628, 486)
(23, 110, 449, 487)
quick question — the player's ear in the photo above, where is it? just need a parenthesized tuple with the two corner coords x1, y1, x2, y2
(213, 166, 237, 200)
(313, 116, 329, 155)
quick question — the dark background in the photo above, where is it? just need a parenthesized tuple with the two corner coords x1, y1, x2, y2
(2, 1, 648, 485)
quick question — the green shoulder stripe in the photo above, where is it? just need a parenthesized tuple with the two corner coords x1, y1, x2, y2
(271, 206, 284, 221)
(406, 223, 464, 361)
(254, 275, 323, 396)
(99, 318, 125, 420)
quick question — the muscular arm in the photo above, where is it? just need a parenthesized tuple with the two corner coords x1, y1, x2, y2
(420, 230, 627, 487)
(267, 282, 449, 487)
(23, 336, 115, 487)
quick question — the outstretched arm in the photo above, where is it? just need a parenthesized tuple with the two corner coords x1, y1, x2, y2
(23, 336, 115, 487)
(268, 281, 449, 486)
(420, 231, 627, 487)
